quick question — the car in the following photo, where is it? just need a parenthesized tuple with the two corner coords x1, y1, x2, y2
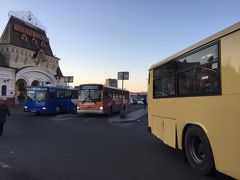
(132, 98, 138, 104)
(129, 100, 133, 104)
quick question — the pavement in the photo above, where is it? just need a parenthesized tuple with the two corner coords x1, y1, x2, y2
(109, 108, 148, 123)
(8, 104, 24, 113)
(8, 104, 148, 123)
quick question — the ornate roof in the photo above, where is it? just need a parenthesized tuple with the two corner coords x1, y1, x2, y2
(8, 11, 46, 32)
(0, 11, 54, 57)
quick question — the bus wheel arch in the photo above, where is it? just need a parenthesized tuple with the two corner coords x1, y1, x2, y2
(182, 124, 207, 154)
(56, 106, 62, 114)
(183, 124, 215, 175)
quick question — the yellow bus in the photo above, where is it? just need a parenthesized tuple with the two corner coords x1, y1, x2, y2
(148, 22, 240, 179)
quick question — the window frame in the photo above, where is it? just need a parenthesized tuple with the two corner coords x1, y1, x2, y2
(153, 41, 221, 99)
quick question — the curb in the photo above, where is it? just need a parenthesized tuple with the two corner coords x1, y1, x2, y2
(109, 110, 148, 123)
(114, 114, 147, 123)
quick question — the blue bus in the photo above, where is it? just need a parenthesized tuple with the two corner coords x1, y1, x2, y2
(24, 86, 77, 114)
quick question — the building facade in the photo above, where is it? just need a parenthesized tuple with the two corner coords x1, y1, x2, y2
(0, 12, 64, 104)
(105, 78, 118, 87)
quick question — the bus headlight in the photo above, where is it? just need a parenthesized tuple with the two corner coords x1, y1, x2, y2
(77, 106, 80, 110)
(24, 106, 28, 109)
(99, 106, 103, 110)
(42, 107, 47, 110)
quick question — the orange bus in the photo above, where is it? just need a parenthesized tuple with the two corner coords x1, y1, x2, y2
(76, 84, 129, 115)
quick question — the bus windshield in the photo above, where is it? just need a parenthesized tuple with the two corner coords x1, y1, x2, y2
(78, 89, 101, 102)
(26, 89, 48, 102)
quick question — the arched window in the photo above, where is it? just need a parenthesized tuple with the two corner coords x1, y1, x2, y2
(21, 34, 28, 42)
(31, 38, 37, 46)
(1, 85, 7, 96)
(41, 41, 46, 48)
(31, 80, 40, 86)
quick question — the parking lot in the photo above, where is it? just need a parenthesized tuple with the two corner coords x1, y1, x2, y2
(0, 105, 233, 180)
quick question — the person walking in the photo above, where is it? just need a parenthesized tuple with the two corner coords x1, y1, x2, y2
(0, 98, 11, 136)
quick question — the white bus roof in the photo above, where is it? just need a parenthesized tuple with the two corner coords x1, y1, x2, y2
(149, 21, 240, 70)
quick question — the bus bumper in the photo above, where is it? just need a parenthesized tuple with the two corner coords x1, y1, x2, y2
(24, 106, 48, 114)
(77, 109, 104, 114)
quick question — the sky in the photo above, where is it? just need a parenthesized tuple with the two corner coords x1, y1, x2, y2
(1, 0, 240, 92)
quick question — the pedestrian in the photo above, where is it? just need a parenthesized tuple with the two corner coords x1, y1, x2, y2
(0, 98, 11, 136)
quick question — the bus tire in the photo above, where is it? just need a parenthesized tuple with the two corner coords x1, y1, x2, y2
(184, 126, 214, 175)
(56, 106, 62, 114)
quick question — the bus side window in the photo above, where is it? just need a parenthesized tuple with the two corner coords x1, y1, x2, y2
(71, 91, 78, 99)
(195, 67, 218, 94)
(66, 90, 72, 99)
(56, 90, 60, 98)
(104, 92, 108, 99)
(178, 70, 194, 95)
(125, 92, 129, 99)
(59, 90, 65, 99)
(49, 92, 56, 99)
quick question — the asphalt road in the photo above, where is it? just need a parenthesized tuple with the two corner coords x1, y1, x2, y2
(0, 105, 233, 180)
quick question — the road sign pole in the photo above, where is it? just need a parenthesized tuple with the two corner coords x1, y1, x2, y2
(122, 79, 124, 110)
(64, 76, 74, 114)
(118, 71, 129, 119)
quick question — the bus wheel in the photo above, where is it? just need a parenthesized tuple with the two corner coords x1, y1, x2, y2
(56, 106, 62, 114)
(184, 126, 214, 175)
